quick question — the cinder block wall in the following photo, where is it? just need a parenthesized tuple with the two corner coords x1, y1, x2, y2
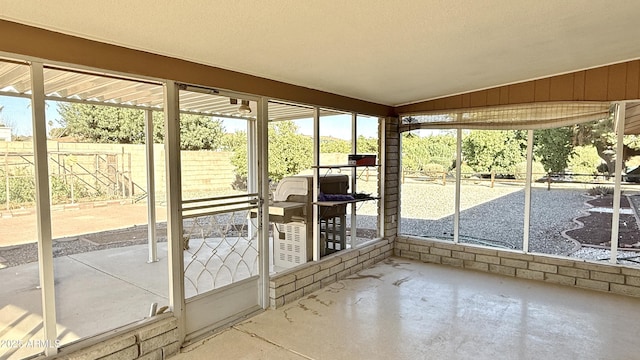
(383, 117, 399, 239)
(395, 236, 640, 297)
(45, 316, 179, 360)
(269, 239, 393, 308)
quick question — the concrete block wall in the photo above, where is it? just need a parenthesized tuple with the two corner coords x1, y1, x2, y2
(269, 238, 393, 308)
(46, 316, 179, 360)
(395, 236, 640, 298)
(383, 117, 399, 239)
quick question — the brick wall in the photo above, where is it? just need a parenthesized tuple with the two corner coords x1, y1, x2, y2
(395, 236, 640, 297)
(269, 238, 393, 308)
(46, 316, 179, 360)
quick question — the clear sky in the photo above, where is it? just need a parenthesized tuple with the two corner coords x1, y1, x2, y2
(0, 95, 379, 140)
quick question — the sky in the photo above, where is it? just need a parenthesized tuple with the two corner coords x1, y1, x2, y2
(0, 96, 379, 140)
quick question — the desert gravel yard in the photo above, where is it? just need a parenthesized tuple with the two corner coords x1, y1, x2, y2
(400, 180, 594, 255)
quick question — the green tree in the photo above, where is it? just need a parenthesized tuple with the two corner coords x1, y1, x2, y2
(533, 127, 574, 174)
(402, 132, 456, 172)
(57, 103, 146, 143)
(56, 103, 224, 150)
(228, 121, 313, 185)
(320, 137, 351, 153)
(462, 130, 526, 174)
(573, 117, 640, 174)
(568, 145, 602, 177)
(356, 136, 378, 154)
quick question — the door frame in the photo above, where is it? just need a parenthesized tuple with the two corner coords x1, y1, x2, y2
(164, 82, 269, 343)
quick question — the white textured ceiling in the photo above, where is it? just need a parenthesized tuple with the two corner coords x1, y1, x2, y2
(2, 1, 640, 106)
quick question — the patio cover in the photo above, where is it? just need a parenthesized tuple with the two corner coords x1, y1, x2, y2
(0, 59, 341, 121)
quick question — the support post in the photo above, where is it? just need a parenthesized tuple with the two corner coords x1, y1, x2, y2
(145, 109, 158, 263)
(257, 97, 270, 308)
(164, 81, 185, 341)
(523, 130, 534, 253)
(454, 127, 462, 243)
(610, 103, 626, 264)
(31, 62, 58, 356)
(350, 112, 357, 247)
(312, 107, 320, 261)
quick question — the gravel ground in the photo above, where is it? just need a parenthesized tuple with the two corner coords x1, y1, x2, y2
(399, 181, 588, 254)
(570, 247, 640, 266)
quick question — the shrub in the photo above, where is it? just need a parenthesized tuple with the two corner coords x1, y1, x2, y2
(422, 163, 445, 175)
(587, 185, 615, 196)
(49, 175, 91, 204)
(511, 161, 545, 180)
(596, 163, 609, 174)
(0, 167, 36, 207)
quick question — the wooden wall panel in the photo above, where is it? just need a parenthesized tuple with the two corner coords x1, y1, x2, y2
(462, 93, 471, 108)
(626, 61, 640, 100)
(445, 95, 463, 109)
(549, 73, 574, 101)
(508, 82, 535, 103)
(499, 87, 509, 105)
(584, 67, 609, 100)
(607, 63, 627, 100)
(486, 88, 500, 106)
(469, 91, 487, 107)
(395, 60, 640, 115)
(534, 78, 551, 102)
(573, 71, 586, 101)
(433, 98, 447, 110)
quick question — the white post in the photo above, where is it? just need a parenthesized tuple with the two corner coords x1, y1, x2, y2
(164, 81, 185, 340)
(523, 130, 534, 253)
(312, 107, 320, 261)
(378, 117, 386, 238)
(350, 113, 357, 247)
(257, 97, 270, 308)
(454, 127, 462, 243)
(145, 109, 158, 263)
(31, 62, 58, 356)
(610, 103, 626, 264)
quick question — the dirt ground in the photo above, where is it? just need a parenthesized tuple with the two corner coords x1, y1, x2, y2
(565, 195, 640, 248)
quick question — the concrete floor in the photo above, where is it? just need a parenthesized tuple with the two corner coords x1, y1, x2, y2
(173, 257, 640, 360)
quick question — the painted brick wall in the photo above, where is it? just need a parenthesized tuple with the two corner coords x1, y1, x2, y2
(43, 316, 179, 360)
(395, 236, 640, 298)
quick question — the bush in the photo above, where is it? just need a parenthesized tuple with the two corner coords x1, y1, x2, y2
(422, 163, 445, 175)
(511, 161, 545, 180)
(0, 167, 36, 207)
(596, 163, 609, 174)
(0, 167, 98, 208)
(49, 175, 91, 204)
(450, 163, 475, 179)
(587, 185, 615, 196)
